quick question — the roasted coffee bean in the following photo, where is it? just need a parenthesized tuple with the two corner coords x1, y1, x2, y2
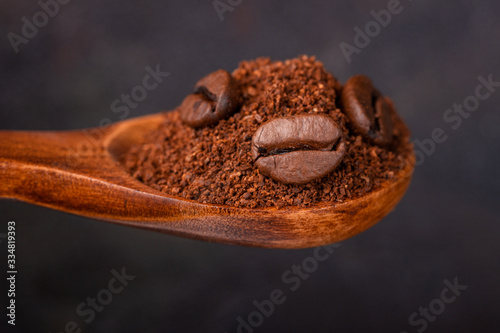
(180, 69, 240, 128)
(341, 75, 394, 145)
(251, 114, 346, 185)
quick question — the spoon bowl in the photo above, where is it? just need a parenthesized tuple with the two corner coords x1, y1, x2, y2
(0, 112, 414, 248)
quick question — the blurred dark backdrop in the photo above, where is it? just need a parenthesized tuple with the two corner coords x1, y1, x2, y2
(1, 0, 499, 332)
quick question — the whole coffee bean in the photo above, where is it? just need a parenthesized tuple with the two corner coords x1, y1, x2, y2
(180, 69, 240, 128)
(341, 75, 394, 145)
(251, 114, 346, 185)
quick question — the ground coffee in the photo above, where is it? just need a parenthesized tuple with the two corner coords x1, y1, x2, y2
(124, 56, 413, 208)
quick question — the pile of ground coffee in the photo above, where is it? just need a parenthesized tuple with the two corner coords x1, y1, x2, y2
(124, 56, 413, 208)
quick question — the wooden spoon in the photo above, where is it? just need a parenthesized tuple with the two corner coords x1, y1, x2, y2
(0, 113, 415, 249)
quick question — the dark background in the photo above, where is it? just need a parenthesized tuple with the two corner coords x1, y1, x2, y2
(1, 0, 499, 332)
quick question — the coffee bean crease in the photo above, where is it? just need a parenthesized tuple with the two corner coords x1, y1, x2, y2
(180, 69, 240, 128)
(252, 114, 346, 184)
(341, 75, 394, 145)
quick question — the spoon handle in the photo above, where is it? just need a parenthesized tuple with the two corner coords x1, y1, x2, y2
(0, 129, 109, 202)
(0, 127, 202, 230)
(0, 129, 152, 215)
(0, 130, 89, 167)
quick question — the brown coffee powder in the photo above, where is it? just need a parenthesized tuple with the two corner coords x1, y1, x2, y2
(124, 56, 413, 208)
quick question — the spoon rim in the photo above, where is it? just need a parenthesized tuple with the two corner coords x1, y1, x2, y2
(105, 112, 415, 215)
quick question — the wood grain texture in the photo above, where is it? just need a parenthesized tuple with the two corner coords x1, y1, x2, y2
(0, 113, 415, 248)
